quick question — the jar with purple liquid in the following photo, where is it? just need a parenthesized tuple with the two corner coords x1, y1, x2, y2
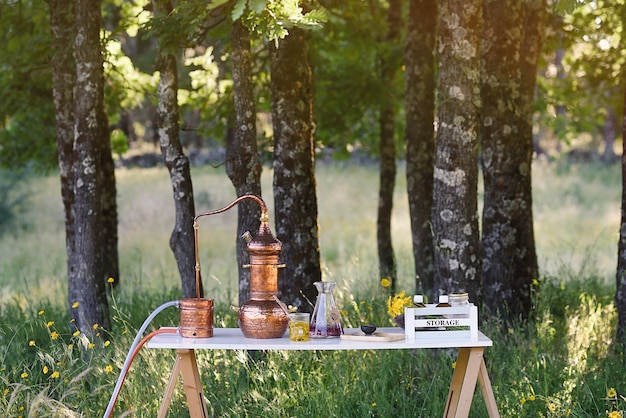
(309, 281, 343, 338)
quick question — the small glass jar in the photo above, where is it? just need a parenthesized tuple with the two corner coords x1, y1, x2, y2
(449, 292, 469, 307)
(448, 293, 469, 321)
(289, 312, 310, 342)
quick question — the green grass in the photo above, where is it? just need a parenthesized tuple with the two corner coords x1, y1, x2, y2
(0, 159, 624, 417)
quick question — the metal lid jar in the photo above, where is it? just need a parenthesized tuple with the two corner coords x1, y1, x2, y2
(449, 292, 469, 306)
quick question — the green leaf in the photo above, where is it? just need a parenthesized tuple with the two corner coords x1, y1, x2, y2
(555, 0, 579, 15)
(232, 0, 247, 21)
(249, 0, 267, 14)
(208, 0, 231, 8)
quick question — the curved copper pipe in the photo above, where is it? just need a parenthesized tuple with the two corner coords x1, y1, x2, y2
(192, 194, 268, 299)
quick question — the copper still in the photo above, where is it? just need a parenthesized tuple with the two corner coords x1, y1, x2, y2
(192, 194, 289, 339)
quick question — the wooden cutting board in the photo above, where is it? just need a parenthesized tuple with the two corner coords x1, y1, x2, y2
(340, 331, 405, 342)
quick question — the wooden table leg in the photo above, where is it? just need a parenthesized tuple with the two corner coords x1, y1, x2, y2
(157, 349, 208, 418)
(444, 347, 499, 418)
(478, 356, 500, 417)
(158, 353, 183, 418)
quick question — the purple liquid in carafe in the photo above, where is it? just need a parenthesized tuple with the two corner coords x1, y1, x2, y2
(309, 322, 343, 337)
(309, 281, 343, 338)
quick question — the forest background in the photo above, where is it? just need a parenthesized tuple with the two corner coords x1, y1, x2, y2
(1, 0, 626, 417)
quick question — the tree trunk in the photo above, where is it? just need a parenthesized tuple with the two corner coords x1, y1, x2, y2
(553, 47, 567, 149)
(602, 107, 618, 163)
(520, 0, 544, 292)
(153, 0, 198, 299)
(100, 107, 119, 286)
(376, 0, 401, 292)
(48, 0, 77, 315)
(228, 20, 264, 307)
(405, 0, 437, 298)
(432, 0, 482, 301)
(270, 28, 321, 310)
(70, 0, 110, 333)
(616, 81, 626, 343)
(480, 0, 539, 320)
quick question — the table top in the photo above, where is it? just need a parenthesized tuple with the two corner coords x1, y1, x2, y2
(147, 327, 492, 351)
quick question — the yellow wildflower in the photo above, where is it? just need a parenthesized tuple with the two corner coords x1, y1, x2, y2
(520, 397, 526, 405)
(67, 344, 74, 350)
(107, 277, 115, 283)
(20, 372, 28, 379)
(548, 403, 556, 412)
(607, 411, 622, 418)
(104, 340, 111, 347)
(46, 321, 54, 328)
(380, 278, 391, 288)
(386, 291, 413, 317)
(371, 402, 376, 407)
(529, 394, 536, 402)
(88, 343, 95, 349)
(38, 310, 44, 316)
(43, 366, 48, 374)
(50, 331, 59, 340)
(50, 371, 59, 379)
(93, 323, 99, 330)
(105, 365, 113, 373)
(608, 388, 617, 399)
(28, 340, 35, 347)
(72, 301, 79, 308)
(73, 330, 80, 337)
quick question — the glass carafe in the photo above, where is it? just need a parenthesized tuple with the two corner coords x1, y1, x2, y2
(309, 281, 343, 338)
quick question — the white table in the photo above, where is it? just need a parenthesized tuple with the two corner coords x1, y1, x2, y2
(147, 327, 500, 418)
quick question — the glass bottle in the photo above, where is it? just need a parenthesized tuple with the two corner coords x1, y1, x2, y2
(436, 295, 451, 307)
(413, 294, 426, 307)
(309, 281, 343, 338)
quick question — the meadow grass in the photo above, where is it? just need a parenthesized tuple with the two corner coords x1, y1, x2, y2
(0, 159, 624, 417)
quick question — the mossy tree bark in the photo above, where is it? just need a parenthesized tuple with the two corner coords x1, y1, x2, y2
(228, 20, 264, 307)
(480, 0, 542, 320)
(153, 0, 198, 299)
(432, 0, 482, 301)
(270, 28, 321, 310)
(405, 0, 437, 298)
(69, 0, 110, 333)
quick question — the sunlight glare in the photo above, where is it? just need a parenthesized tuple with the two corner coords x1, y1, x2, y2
(598, 38, 610, 51)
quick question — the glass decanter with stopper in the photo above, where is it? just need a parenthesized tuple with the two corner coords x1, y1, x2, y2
(309, 281, 343, 338)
